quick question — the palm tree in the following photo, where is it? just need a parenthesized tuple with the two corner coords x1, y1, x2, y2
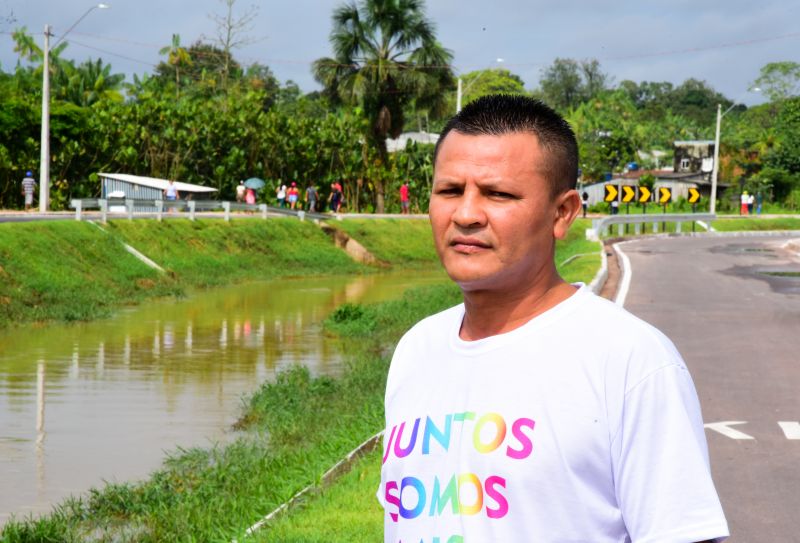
(159, 34, 192, 97)
(313, 0, 454, 212)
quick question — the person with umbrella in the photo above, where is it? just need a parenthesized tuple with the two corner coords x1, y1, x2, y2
(243, 178, 265, 206)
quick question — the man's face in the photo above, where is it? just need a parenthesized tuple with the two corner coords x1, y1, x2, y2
(430, 131, 579, 293)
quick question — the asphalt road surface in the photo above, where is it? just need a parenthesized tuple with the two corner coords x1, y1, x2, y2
(619, 234, 800, 542)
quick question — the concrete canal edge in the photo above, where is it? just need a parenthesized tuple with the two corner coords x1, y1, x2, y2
(233, 431, 384, 541)
(319, 223, 387, 267)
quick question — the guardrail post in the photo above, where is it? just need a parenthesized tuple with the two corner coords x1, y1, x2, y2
(125, 198, 134, 221)
(99, 199, 108, 224)
(188, 201, 196, 221)
(618, 223, 624, 236)
(72, 199, 82, 221)
(652, 221, 658, 233)
(676, 221, 682, 233)
(156, 200, 164, 222)
(259, 204, 267, 219)
(223, 201, 231, 222)
(634, 223, 640, 235)
(298, 210, 305, 222)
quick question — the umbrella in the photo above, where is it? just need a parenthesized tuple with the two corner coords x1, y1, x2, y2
(244, 177, 266, 190)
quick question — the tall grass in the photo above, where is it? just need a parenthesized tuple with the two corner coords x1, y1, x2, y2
(0, 221, 177, 327)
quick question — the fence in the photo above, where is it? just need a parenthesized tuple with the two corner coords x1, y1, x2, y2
(587, 213, 716, 240)
(69, 198, 331, 223)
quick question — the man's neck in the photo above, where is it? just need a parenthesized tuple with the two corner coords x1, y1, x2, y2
(459, 275, 577, 341)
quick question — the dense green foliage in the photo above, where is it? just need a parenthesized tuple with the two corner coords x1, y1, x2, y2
(312, 0, 455, 212)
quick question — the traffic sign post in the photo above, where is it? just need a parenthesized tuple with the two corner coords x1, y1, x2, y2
(688, 188, 701, 233)
(658, 187, 671, 231)
(604, 184, 619, 216)
(638, 185, 651, 215)
(621, 186, 636, 233)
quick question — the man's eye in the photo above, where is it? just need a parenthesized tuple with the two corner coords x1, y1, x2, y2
(490, 191, 514, 198)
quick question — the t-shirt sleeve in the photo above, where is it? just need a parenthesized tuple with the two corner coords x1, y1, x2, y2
(611, 362, 729, 543)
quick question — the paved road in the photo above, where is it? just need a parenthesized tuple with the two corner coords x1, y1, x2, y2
(620, 234, 800, 542)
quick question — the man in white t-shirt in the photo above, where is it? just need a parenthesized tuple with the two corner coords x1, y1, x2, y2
(379, 95, 728, 543)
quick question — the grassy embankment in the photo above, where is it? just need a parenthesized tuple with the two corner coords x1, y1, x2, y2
(0, 218, 601, 542)
(710, 216, 800, 232)
(0, 219, 364, 328)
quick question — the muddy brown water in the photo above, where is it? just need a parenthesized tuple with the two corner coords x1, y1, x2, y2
(0, 270, 448, 525)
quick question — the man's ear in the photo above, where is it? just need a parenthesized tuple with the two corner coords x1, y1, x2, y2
(553, 189, 582, 240)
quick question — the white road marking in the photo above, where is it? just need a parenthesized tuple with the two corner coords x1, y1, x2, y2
(704, 421, 755, 440)
(613, 242, 634, 307)
(778, 421, 800, 440)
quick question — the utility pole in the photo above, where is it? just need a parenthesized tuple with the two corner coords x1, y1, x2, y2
(709, 104, 722, 216)
(456, 77, 462, 113)
(39, 24, 51, 213)
(39, 4, 109, 213)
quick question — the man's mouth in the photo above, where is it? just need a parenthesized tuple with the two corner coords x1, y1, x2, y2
(450, 237, 491, 253)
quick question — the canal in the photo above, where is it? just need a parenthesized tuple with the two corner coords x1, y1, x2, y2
(0, 270, 447, 525)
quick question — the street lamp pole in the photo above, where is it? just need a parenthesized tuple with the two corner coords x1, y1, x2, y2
(709, 87, 760, 215)
(456, 58, 504, 114)
(709, 104, 723, 215)
(39, 24, 51, 213)
(39, 4, 109, 213)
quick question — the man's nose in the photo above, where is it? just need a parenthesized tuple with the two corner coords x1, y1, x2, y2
(452, 191, 486, 228)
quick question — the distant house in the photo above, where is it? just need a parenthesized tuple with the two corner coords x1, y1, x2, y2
(99, 173, 217, 200)
(98, 173, 218, 212)
(673, 140, 715, 174)
(385, 132, 439, 153)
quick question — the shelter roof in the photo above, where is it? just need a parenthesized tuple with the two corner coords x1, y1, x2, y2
(98, 173, 217, 193)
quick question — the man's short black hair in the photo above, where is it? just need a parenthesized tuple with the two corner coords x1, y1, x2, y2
(434, 94, 579, 196)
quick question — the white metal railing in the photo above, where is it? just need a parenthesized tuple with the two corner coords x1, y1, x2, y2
(587, 213, 716, 240)
(69, 198, 327, 223)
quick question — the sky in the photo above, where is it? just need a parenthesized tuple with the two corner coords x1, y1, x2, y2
(2, 0, 799, 106)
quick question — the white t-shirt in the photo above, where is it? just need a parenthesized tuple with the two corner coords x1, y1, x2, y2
(379, 285, 728, 543)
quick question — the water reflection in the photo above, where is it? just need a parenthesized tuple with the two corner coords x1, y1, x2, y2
(0, 270, 447, 525)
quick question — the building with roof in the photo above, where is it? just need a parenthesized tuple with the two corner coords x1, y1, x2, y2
(98, 173, 218, 211)
(673, 140, 715, 174)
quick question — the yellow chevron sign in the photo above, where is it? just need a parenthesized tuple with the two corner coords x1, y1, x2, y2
(658, 187, 672, 204)
(621, 185, 637, 203)
(638, 186, 652, 203)
(604, 184, 618, 202)
(688, 188, 701, 204)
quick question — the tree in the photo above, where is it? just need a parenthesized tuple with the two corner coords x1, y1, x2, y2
(754, 61, 800, 102)
(667, 78, 731, 127)
(580, 59, 610, 101)
(539, 58, 610, 111)
(158, 34, 192, 96)
(539, 58, 582, 111)
(458, 68, 525, 106)
(312, 0, 454, 213)
(208, 0, 258, 89)
(52, 58, 125, 107)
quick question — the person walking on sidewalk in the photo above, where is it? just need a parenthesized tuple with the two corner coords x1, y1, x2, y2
(21, 171, 37, 211)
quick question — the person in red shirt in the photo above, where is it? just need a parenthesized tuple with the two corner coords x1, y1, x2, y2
(399, 181, 410, 214)
(287, 182, 300, 210)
